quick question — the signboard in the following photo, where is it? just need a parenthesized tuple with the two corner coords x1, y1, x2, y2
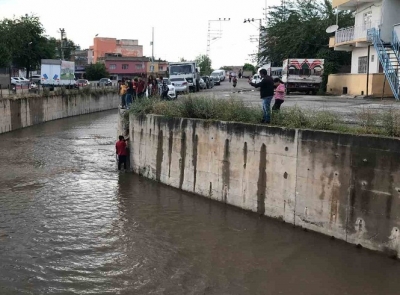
(61, 61, 75, 80)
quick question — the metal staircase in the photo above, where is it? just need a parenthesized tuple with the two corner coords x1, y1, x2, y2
(368, 28, 399, 100)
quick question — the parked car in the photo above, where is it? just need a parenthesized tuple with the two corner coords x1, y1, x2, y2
(199, 78, 207, 89)
(19, 77, 30, 85)
(77, 79, 90, 87)
(30, 75, 41, 84)
(210, 72, 221, 85)
(170, 77, 189, 94)
(210, 76, 219, 86)
(159, 78, 177, 99)
(98, 78, 112, 86)
(11, 77, 23, 86)
(251, 74, 261, 84)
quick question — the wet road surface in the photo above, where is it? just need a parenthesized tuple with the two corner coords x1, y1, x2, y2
(1, 110, 400, 295)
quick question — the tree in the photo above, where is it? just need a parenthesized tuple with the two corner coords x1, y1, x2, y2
(179, 57, 187, 62)
(0, 14, 58, 76)
(243, 63, 256, 74)
(195, 54, 213, 75)
(259, 0, 354, 90)
(85, 63, 109, 81)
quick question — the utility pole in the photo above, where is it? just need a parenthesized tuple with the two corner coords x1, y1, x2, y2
(59, 28, 66, 60)
(244, 19, 262, 66)
(151, 27, 154, 73)
(207, 18, 230, 56)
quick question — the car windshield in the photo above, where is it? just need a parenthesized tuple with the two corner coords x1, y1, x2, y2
(211, 73, 219, 77)
(100, 78, 107, 82)
(170, 78, 185, 82)
(13, 77, 20, 80)
(163, 79, 172, 85)
(78, 80, 86, 83)
(170, 65, 192, 75)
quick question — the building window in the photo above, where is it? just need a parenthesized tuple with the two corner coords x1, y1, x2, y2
(122, 64, 129, 70)
(159, 66, 164, 71)
(136, 64, 143, 69)
(358, 56, 368, 73)
(363, 11, 372, 31)
(371, 55, 374, 62)
(109, 64, 116, 70)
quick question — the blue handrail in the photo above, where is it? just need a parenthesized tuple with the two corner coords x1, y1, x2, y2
(368, 28, 399, 100)
(392, 29, 400, 64)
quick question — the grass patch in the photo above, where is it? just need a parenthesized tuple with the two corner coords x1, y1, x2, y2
(127, 96, 400, 138)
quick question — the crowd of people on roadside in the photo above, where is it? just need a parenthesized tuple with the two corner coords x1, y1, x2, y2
(118, 74, 170, 109)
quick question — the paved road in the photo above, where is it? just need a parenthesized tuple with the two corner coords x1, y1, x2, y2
(198, 79, 400, 123)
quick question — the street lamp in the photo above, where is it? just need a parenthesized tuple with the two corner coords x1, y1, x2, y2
(244, 18, 263, 66)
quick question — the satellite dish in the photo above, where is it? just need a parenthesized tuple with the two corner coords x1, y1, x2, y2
(326, 25, 339, 33)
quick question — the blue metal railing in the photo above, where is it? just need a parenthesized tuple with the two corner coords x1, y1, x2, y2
(368, 28, 399, 100)
(392, 29, 400, 64)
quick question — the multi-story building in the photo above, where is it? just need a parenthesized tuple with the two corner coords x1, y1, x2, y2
(327, 0, 400, 98)
(105, 57, 168, 80)
(89, 37, 143, 64)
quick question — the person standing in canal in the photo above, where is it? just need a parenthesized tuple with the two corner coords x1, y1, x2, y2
(116, 135, 128, 171)
(248, 69, 274, 124)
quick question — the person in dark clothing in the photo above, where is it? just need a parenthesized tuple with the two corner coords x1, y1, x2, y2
(126, 81, 134, 108)
(116, 135, 127, 170)
(249, 69, 275, 123)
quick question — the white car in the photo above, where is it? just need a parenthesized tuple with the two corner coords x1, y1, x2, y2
(19, 77, 30, 84)
(170, 77, 189, 94)
(11, 77, 24, 86)
(251, 74, 261, 84)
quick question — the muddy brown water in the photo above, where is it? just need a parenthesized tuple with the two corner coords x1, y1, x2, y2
(1, 110, 400, 295)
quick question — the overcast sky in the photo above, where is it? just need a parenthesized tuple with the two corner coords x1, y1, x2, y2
(0, 0, 281, 68)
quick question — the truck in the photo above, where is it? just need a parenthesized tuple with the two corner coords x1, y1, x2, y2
(168, 61, 200, 92)
(242, 71, 253, 79)
(41, 59, 76, 90)
(281, 58, 324, 95)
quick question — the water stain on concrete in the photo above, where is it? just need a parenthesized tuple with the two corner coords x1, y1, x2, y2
(257, 143, 267, 215)
(179, 131, 187, 190)
(243, 142, 248, 169)
(168, 131, 173, 178)
(156, 129, 164, 181)
(29, 97, 44, 125)
(192, 122, 198, 192)
(10, 99, 22, 130)
(222, 139, 230, 203)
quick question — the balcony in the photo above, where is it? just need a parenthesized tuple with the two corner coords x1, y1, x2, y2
(333, 0, 379, 10)
(329, 21, 381, 50)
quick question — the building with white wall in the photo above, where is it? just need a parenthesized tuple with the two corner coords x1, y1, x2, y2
(327, 0, 400, 97)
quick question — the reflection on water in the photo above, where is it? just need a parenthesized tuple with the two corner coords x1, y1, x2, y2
(1, 110, 400, 295)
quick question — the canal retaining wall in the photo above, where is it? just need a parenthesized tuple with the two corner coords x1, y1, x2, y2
(0, 93, 119, 134)
(127, 113, 400, 258)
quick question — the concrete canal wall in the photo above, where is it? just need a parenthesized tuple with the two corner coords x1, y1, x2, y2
(127, 114, 400, 258)
(0, 93, 119, 134)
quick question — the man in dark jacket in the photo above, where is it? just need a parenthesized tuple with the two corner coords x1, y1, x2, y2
(249, 69, 275, 123)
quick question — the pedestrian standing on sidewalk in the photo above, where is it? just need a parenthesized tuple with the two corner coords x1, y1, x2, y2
(116, 135, 127, 171)
(248, 69, 274, 124)
(272, 78, 285, 111)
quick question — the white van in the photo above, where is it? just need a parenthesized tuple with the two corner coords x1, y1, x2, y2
(210, 70, 226, 84)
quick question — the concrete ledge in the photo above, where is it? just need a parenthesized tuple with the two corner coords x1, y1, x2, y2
(127, 114, 400, 258)
(0, 93, 119, 134)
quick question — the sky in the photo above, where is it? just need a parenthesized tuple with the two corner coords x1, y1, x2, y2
(0, 0, 281, 68)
